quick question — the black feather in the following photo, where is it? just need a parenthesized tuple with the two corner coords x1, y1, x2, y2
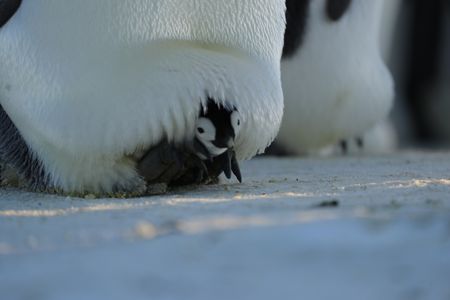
(201, 99, 235, 143)
(218, 150, 232, 179)
(0, 0, 21, 28)
(230, 150, 242, 183)
(283, 0, 311, 59)
(325, 0, 352, 22)
(0, 104, 48, 190)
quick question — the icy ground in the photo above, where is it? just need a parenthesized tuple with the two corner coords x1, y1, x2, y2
(1, 152, 450, 300)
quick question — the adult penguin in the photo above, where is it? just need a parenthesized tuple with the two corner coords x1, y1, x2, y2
(0, 0, 285, 195)
(276, 0, 395, 155)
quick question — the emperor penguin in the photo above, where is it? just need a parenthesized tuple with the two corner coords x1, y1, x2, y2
(193, 99, 242, 182)
(0, 0, 286, 195)
(276, 0, 395, 155)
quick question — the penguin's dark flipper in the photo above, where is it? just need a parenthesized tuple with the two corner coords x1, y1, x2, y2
(0, 0, 22, 28)
(216, 149, 242, 183)
(230, 151, 242, 183)
(217, 150, 232, 179)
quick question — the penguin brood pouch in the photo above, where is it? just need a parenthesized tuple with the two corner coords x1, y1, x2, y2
(137, 99, 242, 187)
(0, 0, 285, 196)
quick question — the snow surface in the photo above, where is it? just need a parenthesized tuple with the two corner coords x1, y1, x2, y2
(1, 152, 450, 300)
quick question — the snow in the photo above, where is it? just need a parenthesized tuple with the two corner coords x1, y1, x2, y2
(1, 151, 450, 300)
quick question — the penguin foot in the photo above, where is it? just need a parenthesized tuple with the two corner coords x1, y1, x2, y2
(339, 140, 348, 154)
(356, 137, 364, 149)
(339, 136, 364, 155)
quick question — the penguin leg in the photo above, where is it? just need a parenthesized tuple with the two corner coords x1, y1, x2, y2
(356, 137, 364, 149)
(337, 136, 365, 155)
(340, 140, 348, 154)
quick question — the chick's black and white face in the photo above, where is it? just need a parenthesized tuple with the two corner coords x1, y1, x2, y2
(195, 109, 241, 157)
(196, 116, 225, 156)
(196, 117, 216, 144)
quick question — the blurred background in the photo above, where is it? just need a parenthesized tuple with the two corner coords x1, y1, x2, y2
(385, 0, 450, 149)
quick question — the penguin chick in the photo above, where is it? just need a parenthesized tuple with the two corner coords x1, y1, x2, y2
(193, 100, 242, 183)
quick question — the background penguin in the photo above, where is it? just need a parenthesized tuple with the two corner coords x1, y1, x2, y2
(401, 0, 450, 147)
(274, 0, 395, 155)
(0, 0, 286, 195)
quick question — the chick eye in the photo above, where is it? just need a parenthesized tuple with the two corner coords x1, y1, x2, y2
(237, 120, 240, 126)
(197, 127, 205, 134)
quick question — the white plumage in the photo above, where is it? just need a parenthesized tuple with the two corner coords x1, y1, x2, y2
(0, 0, 286, 193)
(278, 0, 394, 154)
